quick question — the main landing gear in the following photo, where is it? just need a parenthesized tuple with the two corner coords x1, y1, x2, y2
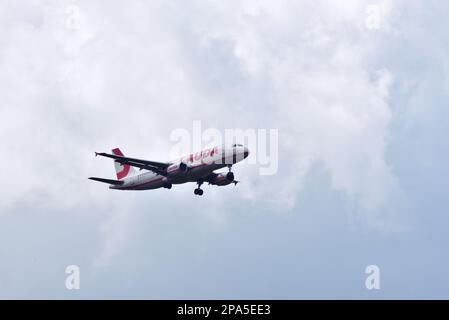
(194, 180, 204, 196)
(163, 182, 172, 189)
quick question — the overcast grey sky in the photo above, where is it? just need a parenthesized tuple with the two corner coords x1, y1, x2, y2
(0, 0, 448, 299)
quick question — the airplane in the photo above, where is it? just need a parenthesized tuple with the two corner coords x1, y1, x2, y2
(89, 144, 250, 196)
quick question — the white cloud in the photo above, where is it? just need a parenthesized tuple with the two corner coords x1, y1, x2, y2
(186, 0, 401, 225)
(0, 0, 404, 267)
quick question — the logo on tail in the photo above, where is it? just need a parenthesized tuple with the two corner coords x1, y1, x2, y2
(112, 148, 134, 180)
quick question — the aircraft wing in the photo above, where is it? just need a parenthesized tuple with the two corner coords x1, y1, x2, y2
(95, 152, 169, 175)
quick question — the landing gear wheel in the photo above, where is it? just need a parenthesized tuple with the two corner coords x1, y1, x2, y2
(164, 183, 172, 189)
(194, 180, 204, 196)
(194, 188, 203, 196)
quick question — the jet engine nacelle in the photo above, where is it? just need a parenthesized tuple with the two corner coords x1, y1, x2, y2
(211, 172, 235, 186)
(167, 162, 190, 177)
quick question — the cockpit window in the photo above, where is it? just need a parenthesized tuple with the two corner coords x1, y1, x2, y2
(232, 144, 243, 147)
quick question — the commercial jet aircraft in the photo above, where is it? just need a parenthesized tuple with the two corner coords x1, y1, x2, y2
(89, 144, 249, 196)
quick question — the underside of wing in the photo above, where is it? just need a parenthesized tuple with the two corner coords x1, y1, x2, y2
(204, 171, 239, 186)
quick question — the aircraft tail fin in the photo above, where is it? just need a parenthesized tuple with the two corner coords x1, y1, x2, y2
(112, 148, 136, 180)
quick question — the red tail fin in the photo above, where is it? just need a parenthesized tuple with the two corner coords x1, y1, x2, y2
(112, 148, 135, 180)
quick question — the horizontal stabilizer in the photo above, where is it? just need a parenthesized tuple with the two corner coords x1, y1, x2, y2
(89, 177, 124, 185)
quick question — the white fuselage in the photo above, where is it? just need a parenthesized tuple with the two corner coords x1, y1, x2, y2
(111, 145, 248, 190)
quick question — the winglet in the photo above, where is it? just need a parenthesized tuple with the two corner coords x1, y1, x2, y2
(95, 152, 99, 157)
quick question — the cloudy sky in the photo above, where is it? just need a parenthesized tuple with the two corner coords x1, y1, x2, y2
(1, 0, 448, 299)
